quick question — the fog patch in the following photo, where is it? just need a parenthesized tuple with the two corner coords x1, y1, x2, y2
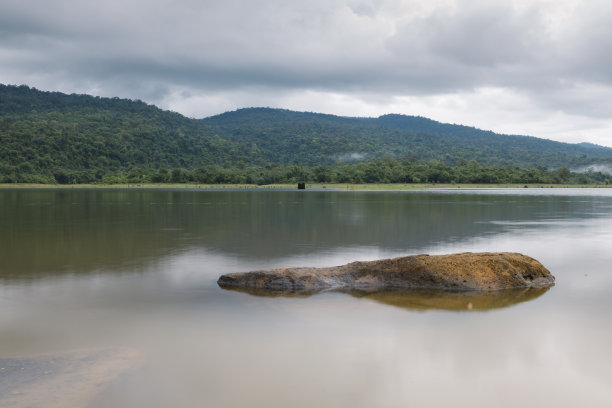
(335, 152, 366, 162)
(572, 164, 612, 175)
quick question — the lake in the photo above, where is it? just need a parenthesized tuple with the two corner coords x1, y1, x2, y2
(1, 188, 612, 407)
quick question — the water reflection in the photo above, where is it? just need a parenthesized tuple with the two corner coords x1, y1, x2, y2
(2, 189, 612, 280)
(349, 287, 550, 311)
(219, 286, 551, 311)
(0, 348, 140, 408)
(2, 189, 612, 407)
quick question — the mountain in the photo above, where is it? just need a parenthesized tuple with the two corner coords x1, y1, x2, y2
(203, 108, 612, 167)
(372, 114, 612, 160)
(0, 84, 254, 182)
(2, 84, 612, 183)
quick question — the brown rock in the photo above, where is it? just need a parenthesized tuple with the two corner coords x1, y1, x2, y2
(217, 252, 554, 294)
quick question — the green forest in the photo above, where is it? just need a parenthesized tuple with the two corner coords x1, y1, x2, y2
(1, 84, 612, 185)
(84, 159, 608, 186)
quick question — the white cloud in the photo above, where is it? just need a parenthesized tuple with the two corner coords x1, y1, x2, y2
(1, 0, 612, 146)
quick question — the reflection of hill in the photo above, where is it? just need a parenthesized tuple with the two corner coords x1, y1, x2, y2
(219, 286, 551, 312)
(1, 189, 607, 279)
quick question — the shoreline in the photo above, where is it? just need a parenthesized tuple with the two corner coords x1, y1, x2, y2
(1, 182, 612, 190)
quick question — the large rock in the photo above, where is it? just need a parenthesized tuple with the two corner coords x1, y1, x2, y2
(217, 252, 554, 294)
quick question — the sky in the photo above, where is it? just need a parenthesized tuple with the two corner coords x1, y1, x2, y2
(1, 0, 612, 146)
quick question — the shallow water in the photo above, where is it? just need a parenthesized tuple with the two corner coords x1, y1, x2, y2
(1, 188, 612, 407)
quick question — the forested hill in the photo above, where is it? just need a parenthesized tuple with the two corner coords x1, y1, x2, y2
(0, 84, 256, 182)
(204, 108, 612, 167)
(2, 84, 612, 183)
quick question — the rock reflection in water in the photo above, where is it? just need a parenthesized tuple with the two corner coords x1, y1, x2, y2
(219, 286, 551, 311)
(348, 287, 550, 311)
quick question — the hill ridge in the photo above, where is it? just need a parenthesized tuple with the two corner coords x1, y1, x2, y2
(2, 84, 612, 184)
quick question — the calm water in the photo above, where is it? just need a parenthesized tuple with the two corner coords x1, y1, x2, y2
(1, 188, 612, 407)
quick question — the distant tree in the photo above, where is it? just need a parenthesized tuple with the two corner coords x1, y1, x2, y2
(557, 167, 571, 183)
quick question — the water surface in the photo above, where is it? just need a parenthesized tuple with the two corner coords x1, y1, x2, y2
(1, 188, 612, 407)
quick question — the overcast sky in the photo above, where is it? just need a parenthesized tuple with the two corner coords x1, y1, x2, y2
(1, 0, 612, 146)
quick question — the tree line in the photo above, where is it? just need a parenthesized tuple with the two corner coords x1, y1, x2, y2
(3, 157, 608, 185)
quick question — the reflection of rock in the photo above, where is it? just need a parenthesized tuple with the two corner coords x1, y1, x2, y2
(348, 287, 551, 311)
(218, 285, 552, 312)
(0, 348, 141, 408)
(218, 252, 555, 294)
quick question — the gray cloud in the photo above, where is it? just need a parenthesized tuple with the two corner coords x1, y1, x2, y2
(1, 0, 612, 145)
(388, 2, 543, 69)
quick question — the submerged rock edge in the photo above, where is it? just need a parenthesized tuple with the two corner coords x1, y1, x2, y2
(217, 252, 555, 294)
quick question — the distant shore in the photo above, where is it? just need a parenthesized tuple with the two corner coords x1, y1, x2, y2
(1, 183, 611, 190)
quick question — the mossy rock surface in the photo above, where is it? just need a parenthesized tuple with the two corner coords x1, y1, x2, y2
(217, 252, 555, 294)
